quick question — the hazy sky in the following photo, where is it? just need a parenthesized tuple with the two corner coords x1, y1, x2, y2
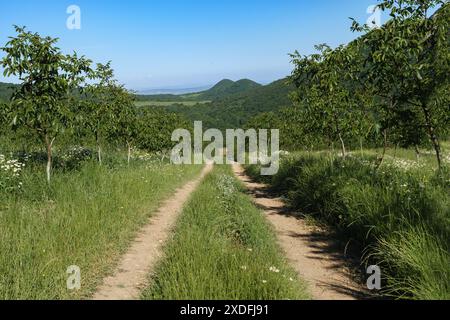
(0, 0, 384, 90)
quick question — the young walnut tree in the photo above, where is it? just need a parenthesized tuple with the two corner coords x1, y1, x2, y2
(1, 26, 92, 182)
(351, 0, 449, 169)
(82, 62, 122, 165)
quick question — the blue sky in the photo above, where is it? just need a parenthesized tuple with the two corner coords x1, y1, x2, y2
(0, 0, 384, 90)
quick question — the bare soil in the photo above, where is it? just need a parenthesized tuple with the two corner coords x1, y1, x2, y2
(232, 163, 367, 300)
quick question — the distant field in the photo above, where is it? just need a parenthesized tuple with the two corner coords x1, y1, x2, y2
(134, 100, 210, 107)
(180, 93, 202, 99)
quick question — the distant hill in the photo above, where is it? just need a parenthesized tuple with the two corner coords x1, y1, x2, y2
(137, 85, 213, 95)
(197, 79, 262, 100)
(162, 78, 294, 129)
(1, 77, 293, 130)
(137, 78, 262, 103)
(0, 82, 19, 102)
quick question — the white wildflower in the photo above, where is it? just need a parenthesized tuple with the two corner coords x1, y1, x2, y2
(269, 266, 280, 273)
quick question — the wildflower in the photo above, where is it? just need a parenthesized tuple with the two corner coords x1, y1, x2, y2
(262, 280, 267, 284)
(269, 266, 280, 273)
(1, 154, 25, 191)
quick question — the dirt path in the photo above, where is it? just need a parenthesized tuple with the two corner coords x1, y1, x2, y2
(232, 163, 366, 300)
(93, 164, 213, 300)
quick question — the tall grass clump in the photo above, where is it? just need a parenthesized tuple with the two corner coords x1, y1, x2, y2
(0, 150, 202, 300)
(141, 165, 309, 300)
(246, 153, 449, 299)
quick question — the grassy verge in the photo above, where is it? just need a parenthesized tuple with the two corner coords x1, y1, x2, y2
(141, 165, 309, 300)
(246, 153, 449, 299)
(0, 154, 202, 299)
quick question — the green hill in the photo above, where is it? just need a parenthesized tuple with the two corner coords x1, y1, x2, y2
(197, 79, 262, 100)
(0, 82, 19, 102)
(1, 77, 292, 130)
(136, 78, 262, 103)
(0, 79, 293, 129)
(201, 79, 235, 97)
(162, 78, 294, 129)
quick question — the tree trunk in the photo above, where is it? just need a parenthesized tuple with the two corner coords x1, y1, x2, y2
(95, 132, 102, 165)
(415, 145, 421, 162)
(45, 135, 55, 184)
(360, 137, 364, 157)
(97, 144, 102, 165)
(333, 113, 346, 159)
(375, 129, 388, 170)
(421, 103, 442, 170)
(127, 142, 132, 166)
(338, 132, 346, 159)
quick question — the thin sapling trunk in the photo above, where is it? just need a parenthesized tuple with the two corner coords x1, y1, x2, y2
(45, 135, 56, 184)
(360, 137, 364, 157)
(421, 102, 442, 170)
(95, 132, 103, 165)
(338, 132, 346, 159)
(375, 129, 388, 170)
(415, 145, 421, 162)
(127, 142, 132, 165)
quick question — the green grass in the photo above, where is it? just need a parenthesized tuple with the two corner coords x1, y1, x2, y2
(141, 165, 310, 300)
(0, 154, 202, 299)
(359, 144, 449, 172)
(245, 151, 449, 300)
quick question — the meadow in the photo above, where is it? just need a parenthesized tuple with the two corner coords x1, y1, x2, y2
(0, 147, 201, 299)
